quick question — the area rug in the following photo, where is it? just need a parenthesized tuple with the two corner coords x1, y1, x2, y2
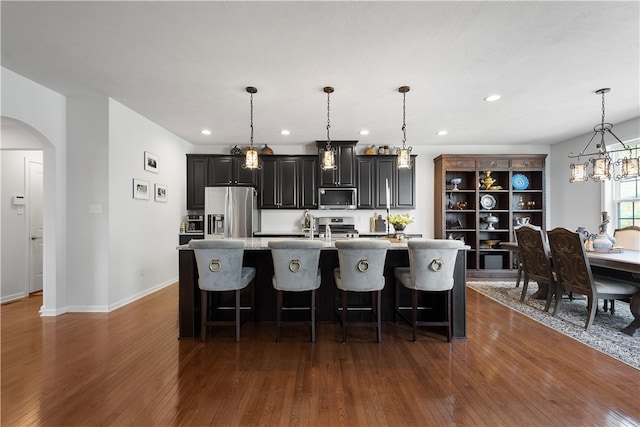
(467, 281, 640, 370)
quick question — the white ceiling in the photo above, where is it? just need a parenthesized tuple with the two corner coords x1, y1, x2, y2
(2, 1, 639, 150)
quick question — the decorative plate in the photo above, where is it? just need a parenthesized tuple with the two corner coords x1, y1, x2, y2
(480, 194, 496, 210)
(512, 174, 529, 190)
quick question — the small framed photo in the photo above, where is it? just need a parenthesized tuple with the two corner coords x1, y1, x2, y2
(133, 178, 150, 200)
(155, 184, 168, 202)
(144, 151, 159, 173)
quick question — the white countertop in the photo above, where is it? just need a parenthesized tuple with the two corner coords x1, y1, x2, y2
(177, 236, 413, 250)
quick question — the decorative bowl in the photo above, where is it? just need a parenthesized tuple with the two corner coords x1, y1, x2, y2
(483, 239, 500, 249)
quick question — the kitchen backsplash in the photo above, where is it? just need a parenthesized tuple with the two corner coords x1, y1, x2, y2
(260, 209, 415, 234)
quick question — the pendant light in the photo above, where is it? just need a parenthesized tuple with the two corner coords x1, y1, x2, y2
(242, 86, 261, 170)
(320, 86, 337, 170)
(569, 88, 638, 182)
(396, 86, 412, 169)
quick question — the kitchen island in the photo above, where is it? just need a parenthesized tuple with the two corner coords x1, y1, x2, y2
(177, 238, 468, 339)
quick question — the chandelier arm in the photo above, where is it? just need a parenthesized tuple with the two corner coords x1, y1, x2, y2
(568, 131, 598, 158)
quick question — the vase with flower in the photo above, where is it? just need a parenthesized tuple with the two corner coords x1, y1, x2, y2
(387, 213, 414, 238)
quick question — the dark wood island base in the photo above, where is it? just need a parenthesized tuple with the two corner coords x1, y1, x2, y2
(178, 243, 468, 340)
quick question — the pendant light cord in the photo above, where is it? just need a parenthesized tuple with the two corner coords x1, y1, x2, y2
(402, 91, 407, 147)
(326, 90, 331, 147)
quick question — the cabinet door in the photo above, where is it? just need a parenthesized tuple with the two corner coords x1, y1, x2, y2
(337, 143, 356, 186)
(396, 157, 415, 208)
(186, 156, 208, 210)
(208, 157, 234, 185)
(259, 158, 279, 208)
(279, 158, 298, 209)
(317, 141, 357, 187)
(376, 158, 396, 209)
(357, 157, 375, 208)
(298, 156, 318, 209)
(234, 157, 258, 186)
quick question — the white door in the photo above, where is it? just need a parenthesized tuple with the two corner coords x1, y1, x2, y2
(29, 161, 43, 293)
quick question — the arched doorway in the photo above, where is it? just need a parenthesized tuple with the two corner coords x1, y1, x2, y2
(1, 117, 54, 312)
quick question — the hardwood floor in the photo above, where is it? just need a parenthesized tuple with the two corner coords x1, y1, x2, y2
(2, 284, 639, 426)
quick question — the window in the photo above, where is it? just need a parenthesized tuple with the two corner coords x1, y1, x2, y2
(613, 141, 640, 227)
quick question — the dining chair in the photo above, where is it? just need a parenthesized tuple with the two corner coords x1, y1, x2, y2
(515, 224, 556, 312)
(189, 239, 256, 342)
(613, 225, 640, 251)
(394, 239, 464, 342)
(546, 228, 636, 329)
(333, 239, 391, 343)
(268, 239, 323, 342)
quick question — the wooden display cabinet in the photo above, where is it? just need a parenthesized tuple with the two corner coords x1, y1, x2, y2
(434, 154, 546, 278)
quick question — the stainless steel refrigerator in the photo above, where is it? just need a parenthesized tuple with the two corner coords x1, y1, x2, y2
(205, 187, 260, 238)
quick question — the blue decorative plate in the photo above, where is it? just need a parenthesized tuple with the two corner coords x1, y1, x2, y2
(512, 174, 529, 190)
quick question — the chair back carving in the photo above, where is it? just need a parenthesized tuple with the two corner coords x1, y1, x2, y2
(546, 228, 595, 298)
(405, 239, 463, 291)
(269, 240, 323, 292)
(189, 239, 248, 291)
(515, 225, 554, 286)
(334, 240, 391, 292)
(613, 225, 640, 250)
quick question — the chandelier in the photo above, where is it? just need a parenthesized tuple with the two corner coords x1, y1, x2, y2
(396, 86, 412, 169)
(569, 88, 638, 182)
(242, 86, 261, 170)
(320, 86, 337, 170)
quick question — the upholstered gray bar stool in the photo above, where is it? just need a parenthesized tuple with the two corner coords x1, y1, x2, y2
(394, 239, 464, 342)
(189, 239, 256, 342)
(333, 239, 391, 343)
(269, 240, 323, 342)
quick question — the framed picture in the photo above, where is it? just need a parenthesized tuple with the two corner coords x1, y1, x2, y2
(144, 151, 159, 173)
(133, 178, 150, 200)
(155, 184, 168, 202)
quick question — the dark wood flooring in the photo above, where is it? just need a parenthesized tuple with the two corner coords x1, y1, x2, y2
(2, 283, 639, 426)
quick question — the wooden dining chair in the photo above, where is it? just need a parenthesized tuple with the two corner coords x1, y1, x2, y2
(515, 224, 556, 312)
(546, 227, 637, 329)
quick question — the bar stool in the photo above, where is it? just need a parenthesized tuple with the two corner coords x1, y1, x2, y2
(189, 239, 256, 342)
(268, 240, 323, 342)
(394, 239, 463, 342)
(333, 239, 391, 343)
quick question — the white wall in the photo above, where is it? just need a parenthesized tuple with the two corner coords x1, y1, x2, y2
(1, 67, 67, 315)
(550, 117, 640, 232)
(0, 150, 43, 302)
(108, 99, 191, 309)
(2, 67, 193, 314)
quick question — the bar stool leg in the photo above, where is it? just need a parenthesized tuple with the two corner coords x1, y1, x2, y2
(342, 290, 348, 343)
(201, 289, 208, 341)
(276, 290, 283, 342)
(311, 289, 316, 343)
(412, 289, 418, 342)
(235, 289, 241, 343)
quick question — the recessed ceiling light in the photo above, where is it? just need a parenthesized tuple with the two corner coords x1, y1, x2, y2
(201, 129, 211, 135)
(437, 130, 448, 136)
(359, 130, 370, 135)
(280, 129, 290, 135)
(484, 94, 501, 102)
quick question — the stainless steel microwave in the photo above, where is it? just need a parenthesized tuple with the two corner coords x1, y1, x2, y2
(318, 187, 357, 210)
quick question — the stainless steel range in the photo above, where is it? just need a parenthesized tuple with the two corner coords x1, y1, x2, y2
(317, 216, 359, 239)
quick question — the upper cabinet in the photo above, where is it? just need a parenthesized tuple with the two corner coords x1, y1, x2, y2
(259, 155, 318, 209)
(357, 155, 416, 209)
(209, 156, 258, 186)
(433, 154, 546, 279)
(316, 140, 357, 187)
(186, 154, 258, 210)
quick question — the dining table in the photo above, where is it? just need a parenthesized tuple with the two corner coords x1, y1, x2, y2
(502, 242, 640, 336)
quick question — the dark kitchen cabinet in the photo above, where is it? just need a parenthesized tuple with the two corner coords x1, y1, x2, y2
(298, 156, 318, 209)
(356, 157, 375, 208)
(316, 140, 357, 187)
(186, 154, 258, 210)
(186, 155, 209, 210)
(209, 156, 258, 186)
(259, 156, 298, 209)
(357, 155, 416, 209)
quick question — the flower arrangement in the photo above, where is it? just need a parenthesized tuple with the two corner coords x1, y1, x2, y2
(387, 213, 414, 229)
